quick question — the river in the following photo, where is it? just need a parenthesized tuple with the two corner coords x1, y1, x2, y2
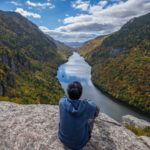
(57, 52, 150, 122)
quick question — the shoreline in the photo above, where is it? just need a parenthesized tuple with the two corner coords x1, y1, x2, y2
(92, 81, 150, 122)
(80, 53, 150, 121)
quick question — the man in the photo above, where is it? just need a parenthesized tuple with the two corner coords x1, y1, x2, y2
(58, 81, 99, 150)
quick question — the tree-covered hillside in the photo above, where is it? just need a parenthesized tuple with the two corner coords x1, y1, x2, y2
(78, 35, 108, 56)
(79, 13, 150, 114)
(0, 10, 71, 104)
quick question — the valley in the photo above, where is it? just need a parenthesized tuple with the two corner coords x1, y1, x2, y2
(79, 13, 150, 114)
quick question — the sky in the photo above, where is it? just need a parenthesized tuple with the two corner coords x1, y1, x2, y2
(0, 0, 150, 43)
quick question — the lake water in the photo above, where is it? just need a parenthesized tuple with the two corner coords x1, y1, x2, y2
(57, 52, 150, 122)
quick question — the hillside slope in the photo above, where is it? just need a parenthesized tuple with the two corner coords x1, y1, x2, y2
(0, 10, 71, 104)
(49, 37, 73, 59)
(79, 35, 108, 56)
(79, 13, 150, 114)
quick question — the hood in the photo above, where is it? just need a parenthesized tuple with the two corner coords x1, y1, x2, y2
(64, 97, 86, 117)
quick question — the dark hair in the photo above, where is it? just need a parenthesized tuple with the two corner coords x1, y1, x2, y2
(67, 81, 83, 100)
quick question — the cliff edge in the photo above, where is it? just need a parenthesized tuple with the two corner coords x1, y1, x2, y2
(0, 102, 149, 150)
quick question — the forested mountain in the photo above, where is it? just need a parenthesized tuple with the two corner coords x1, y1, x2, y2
(48, 37, 73, 59)
(0, 10, 71, 104)
(79, 13, 150, 114)
(101, 13, 150, 49)
(79, 35, 108, 56)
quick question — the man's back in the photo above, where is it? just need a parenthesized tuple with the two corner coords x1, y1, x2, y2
(58, 96, 97, 150)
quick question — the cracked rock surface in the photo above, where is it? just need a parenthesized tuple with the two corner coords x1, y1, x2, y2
(0, 102, 149, 150)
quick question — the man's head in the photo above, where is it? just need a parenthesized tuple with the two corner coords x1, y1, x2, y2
(67, 81, 83, 100)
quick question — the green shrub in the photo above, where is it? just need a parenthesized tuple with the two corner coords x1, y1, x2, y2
(126, 125, 150, 137)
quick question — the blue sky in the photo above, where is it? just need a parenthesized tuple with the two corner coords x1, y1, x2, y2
(0, 0, 119, 28)
(0, 0, 150, 42)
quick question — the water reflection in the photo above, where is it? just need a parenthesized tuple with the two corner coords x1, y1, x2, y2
(57, 52, 92, 96)
(57, 52, 150, 122)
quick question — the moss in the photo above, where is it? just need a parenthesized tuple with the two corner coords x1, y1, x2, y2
(126, 125, 150, 137)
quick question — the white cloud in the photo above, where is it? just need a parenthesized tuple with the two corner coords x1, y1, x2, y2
(72, 0, 90, 11)
(63, 14, 92, 24)
(26, 0, 55, 9)
(89, 0, 108, 13)
(57, 22, 116, 33)
(72, 0, 107, 12)
(10, 1, 22, 6)
(41, 0, 150, 42)
(39, 26, 97, 42)
(15, 8, 41, 19)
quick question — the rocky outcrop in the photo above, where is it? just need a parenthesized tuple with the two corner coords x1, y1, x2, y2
(122, 115, 150, 128)
(0, 102, 149, 150)
(139, 136, 150, 149)
(0, 53, 31, 96)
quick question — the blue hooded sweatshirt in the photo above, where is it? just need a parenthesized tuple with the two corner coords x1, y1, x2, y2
(58, 96, 97, 150)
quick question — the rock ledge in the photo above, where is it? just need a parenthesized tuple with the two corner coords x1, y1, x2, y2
(0, 102, 149, 150)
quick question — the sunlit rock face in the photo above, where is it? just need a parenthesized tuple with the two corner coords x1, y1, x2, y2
(0, 102, 149, 150)
(122, 115, 150, 129)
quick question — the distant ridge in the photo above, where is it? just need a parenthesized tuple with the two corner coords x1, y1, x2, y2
(64, 42, 83, 48)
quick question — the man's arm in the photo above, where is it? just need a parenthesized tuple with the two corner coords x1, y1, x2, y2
(94, 106, 100, 118)
(86, 100, 100, 118)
